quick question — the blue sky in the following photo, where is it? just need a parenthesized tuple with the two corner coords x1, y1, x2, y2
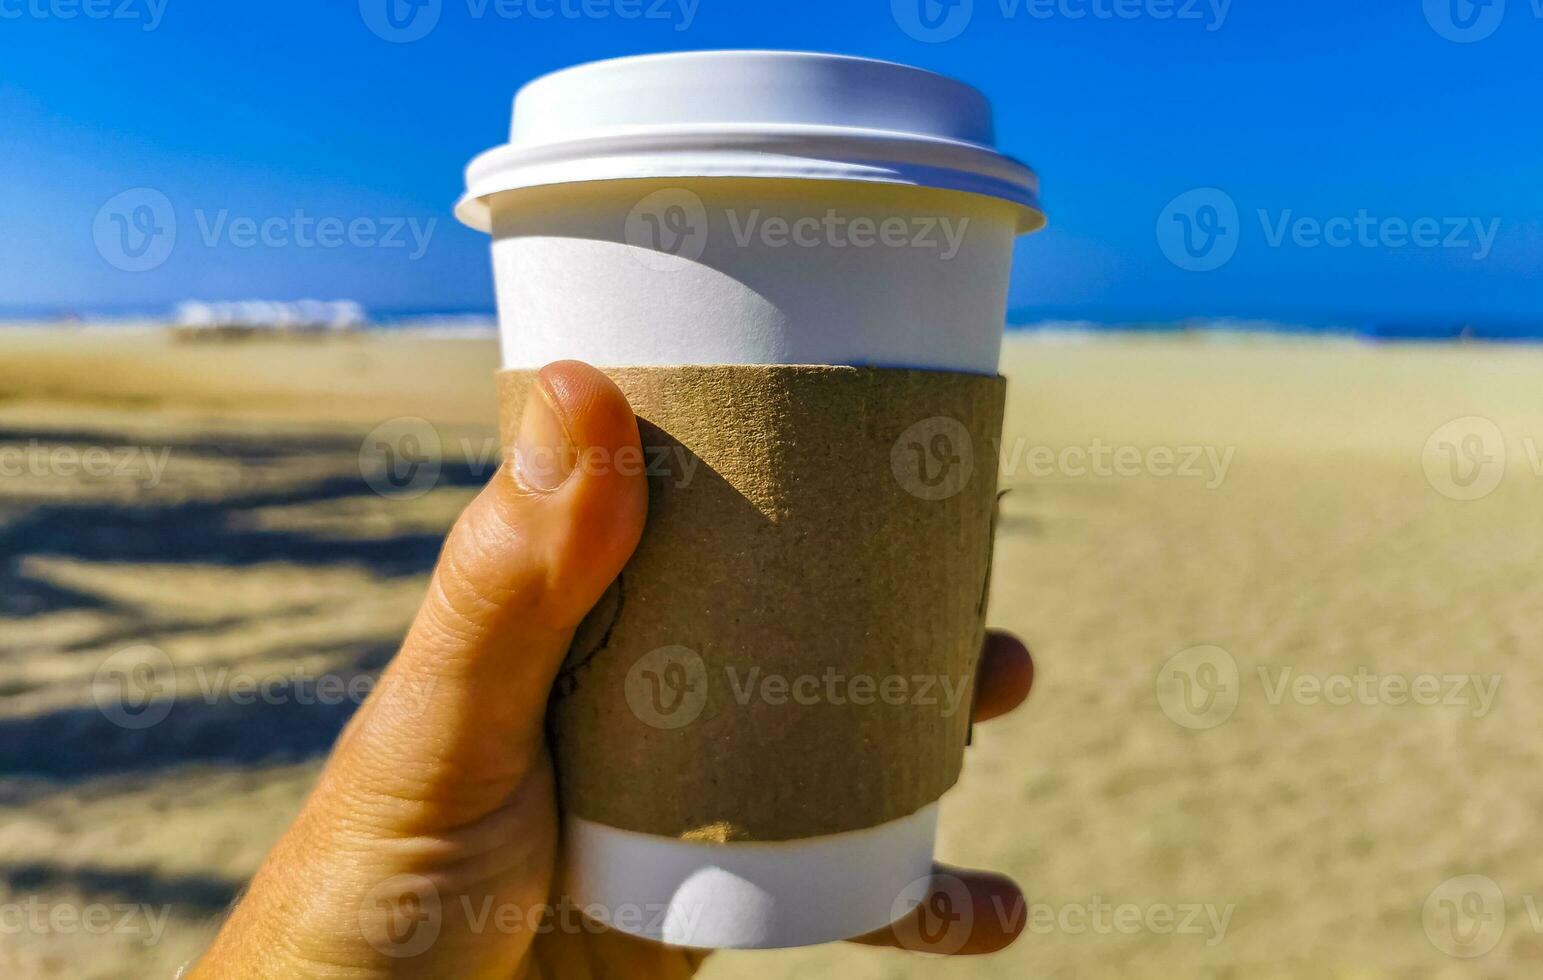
(2, 0, 1540, 327)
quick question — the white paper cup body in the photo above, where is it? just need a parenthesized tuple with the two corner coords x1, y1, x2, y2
(490, 178, 1016, 376)
(565, 806, 939, 948)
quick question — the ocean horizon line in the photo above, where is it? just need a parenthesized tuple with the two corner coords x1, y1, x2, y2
(0, 307, 1540, 343)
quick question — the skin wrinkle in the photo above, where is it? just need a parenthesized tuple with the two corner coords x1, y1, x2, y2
(421, 562, 506, 649)
(328, 727, 541, 832)
(415, 552, 572, 660)
(332, 731, 547, 820)
(338, 812, 538, 870)
(400, 598, 572, 690)
(325, 773, 507, 840)
(413, 585, 490, 654)
(450, 493, 540, 601)
(439, 540, 514, 624)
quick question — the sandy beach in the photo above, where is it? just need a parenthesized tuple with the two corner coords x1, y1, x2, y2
(1, 327, 1540, 978)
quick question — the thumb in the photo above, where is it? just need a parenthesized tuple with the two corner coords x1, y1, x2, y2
(328, 359, 648, 829)
(190, 362, 649, 978)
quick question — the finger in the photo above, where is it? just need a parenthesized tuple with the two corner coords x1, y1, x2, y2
(328, 360, 648, 826)
(851, 865, 1025, 956)
(972, 630, 1034, 724)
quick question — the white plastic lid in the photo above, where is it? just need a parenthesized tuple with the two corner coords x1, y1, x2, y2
(456, 51, 1043, 233)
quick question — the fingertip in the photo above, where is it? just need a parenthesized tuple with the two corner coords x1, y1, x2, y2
(852, 867, 1026, 956)
(956, 870, 1026, 954)
(973, 631, 1034, 723)
(536, 360, 639, 454)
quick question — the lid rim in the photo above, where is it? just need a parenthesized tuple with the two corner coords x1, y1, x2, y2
(465, 127, 1037, 187)
(459, 52, 1043, 235)
(516, 50, 989, 100)
(491, 120, 1008, 157)
(456, 167, 1045, 236)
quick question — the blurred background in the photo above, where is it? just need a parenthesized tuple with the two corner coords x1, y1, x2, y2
(2, 3, 1542, 977)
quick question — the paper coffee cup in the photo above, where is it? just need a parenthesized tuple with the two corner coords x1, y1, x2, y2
(458, 51, 1042, 949)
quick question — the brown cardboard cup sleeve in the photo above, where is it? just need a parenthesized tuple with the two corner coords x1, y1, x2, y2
(497, 365, 1005, 843)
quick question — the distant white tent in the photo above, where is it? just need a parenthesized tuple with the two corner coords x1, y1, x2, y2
(173, 299, 366, 336)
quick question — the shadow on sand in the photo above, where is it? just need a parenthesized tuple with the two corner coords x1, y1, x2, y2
(0, 426, 491, 617)
(0, 861, 239, 915)
(0, 425, 485, 789)
(0, 640, 399, 786)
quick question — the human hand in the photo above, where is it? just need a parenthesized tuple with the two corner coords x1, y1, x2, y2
(190, 360, 1035, 979)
